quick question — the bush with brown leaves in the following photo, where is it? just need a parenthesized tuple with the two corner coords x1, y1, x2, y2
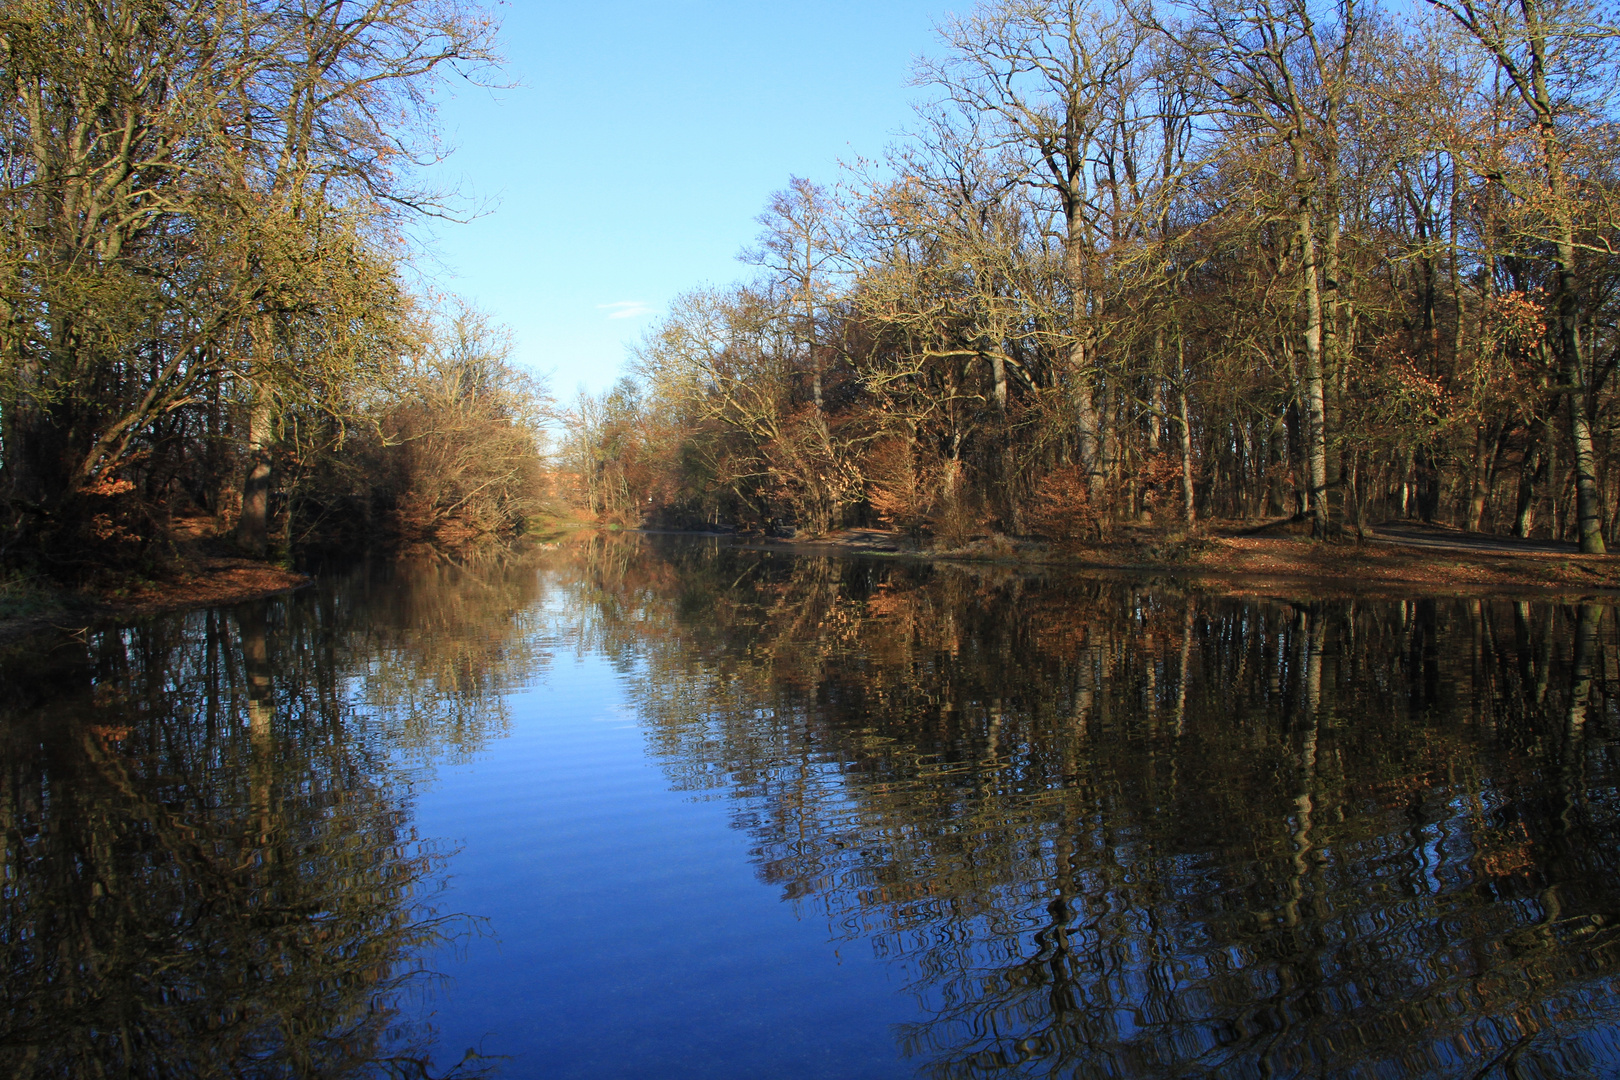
(1026, 466, 1104, 547)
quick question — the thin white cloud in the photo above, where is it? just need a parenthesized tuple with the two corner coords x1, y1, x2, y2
(597, 300, 653, 321)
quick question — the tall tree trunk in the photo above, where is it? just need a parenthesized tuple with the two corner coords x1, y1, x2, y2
(1065, 217, 1103, 506)
(1322, 131, 1349, 527)
(1514, 421, 1545, 538)
(1293, 151, 1330, 538)
(1550, 159, 1604, 549)
(1178, 387, 1196, 525)
(1555, 242, 1606, 550)
(1347, 450, 1369, 539)
(1566, 380, 1604, 551)
(1549, 214, 1602, 548)
(1465, 422, 1499, 532)
(1535, 7, 1602, 550)
(235, 312, 280, 555)
(1414, 445, 1440, 523)
(989, 351, 1021, 532)
(1070, 336, 1102, 506)
(236, 390, 273, 556)
(1148, 336, 1164, 455)
(1286, 402, 1306, 516)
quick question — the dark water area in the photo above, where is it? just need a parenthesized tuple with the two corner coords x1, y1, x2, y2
(5, 536, 1620, 1078)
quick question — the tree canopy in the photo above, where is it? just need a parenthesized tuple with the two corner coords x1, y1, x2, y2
(0, 0, 549, 574)
(563, 0, 1620, 552)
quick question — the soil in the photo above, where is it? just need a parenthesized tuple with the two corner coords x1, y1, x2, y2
(740, 519, 1620, 599)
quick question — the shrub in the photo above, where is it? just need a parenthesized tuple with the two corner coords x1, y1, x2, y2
(864, 436, 937, 535)
(1027, 466, 1104, 547)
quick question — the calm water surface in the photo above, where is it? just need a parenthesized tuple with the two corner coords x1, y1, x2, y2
(5, 535, 1620, 1078)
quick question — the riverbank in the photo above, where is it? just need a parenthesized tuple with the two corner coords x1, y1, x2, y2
(739, 519, 1620, 598)
(8, 515, 1614, 646)
(0, 553, 311, 645)
(0, 509, 595, 645)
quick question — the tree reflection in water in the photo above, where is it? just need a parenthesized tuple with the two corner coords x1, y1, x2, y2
(554, 534, 1620, 1079)
(0, 554, 548, 1079)
(7, 536, 1620, 1078)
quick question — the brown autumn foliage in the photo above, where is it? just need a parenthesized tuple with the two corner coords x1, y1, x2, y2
(288, 306, 551, 554)
(864, 436, 938, 535)
(763, 407, 865, 537)
(1026, 466, 1105, 547)
(562, 0, 1620, 556)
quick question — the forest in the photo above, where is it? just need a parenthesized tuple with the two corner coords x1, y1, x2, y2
(0, 0, 551, 581)
(7, 0, 1619, 584)
(560, 0, 1620, 554)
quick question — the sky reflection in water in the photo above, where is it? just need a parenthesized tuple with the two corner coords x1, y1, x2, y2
(4, 534, 1620, 1078)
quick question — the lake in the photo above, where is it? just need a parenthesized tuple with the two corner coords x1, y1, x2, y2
(4, 533, 1620, 1078)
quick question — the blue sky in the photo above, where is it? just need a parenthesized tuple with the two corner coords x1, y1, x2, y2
(421, 0, 957, 401)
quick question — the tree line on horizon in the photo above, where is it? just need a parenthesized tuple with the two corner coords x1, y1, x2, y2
(0, 0, 551, 581)
(560, 0, 1620, 552)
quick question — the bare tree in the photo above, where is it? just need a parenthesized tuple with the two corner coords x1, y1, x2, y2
(0, 0, 502, 565)
(920, 0, 1151, 505)
(1424, 0, 1620, 552)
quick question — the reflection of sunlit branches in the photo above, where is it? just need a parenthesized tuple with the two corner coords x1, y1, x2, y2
(548, 535, 1620, 1079)
(0, 557, 544, 1078)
